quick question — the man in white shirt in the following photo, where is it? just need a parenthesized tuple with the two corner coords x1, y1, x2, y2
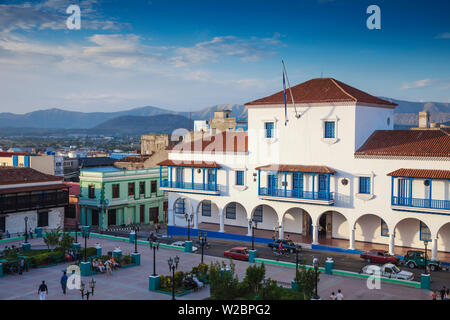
(336, 289, 344, 300)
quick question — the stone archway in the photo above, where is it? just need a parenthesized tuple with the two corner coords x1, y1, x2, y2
(353, 213, 390, 245)
(251, 204, 279, 232)
(281, 207, 313, 243)
(437, 222, 450, 253)
(316, 210, 348, 245)
(196, 199, 220, 230)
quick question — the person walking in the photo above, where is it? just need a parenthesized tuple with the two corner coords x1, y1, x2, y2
(440, 286, 446, 300)
(336, 289, 344, 300)
(329, 292, 336, 300)
(38, 281, 48, 300)
(19, 258, 25, 275)
(60, 271, 68, 294)
(431, 290, 437, 300)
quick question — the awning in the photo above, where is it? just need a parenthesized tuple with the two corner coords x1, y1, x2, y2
(387, 168, 450, 179)
(157, 160, 221, 169)
(255, 164, 336, 174)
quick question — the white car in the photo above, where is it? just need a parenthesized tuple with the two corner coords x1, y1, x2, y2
(362, 263, 414, 281)
(171, 241, 198, 252)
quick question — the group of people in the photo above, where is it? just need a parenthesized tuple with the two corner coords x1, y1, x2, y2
(92, 257, 119, 275)
(431, 286, 450, 300)
(66, 250, 81, 262)
(329, 289, 344, 300)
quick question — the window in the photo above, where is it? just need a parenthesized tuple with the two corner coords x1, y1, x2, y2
(236, 171, 244, 186)
(0, 216, 5, 232)
(420, 222, 431, 242)
(359, 177, 371, 194)
(202, 200, 211, 217)
(112, 184, 120, 198)
(324, 121, 335, 139)
(225, 203, 236, 220)
(88, 185, 95, 199)
(175, 199, 185, 215)
(265, 122, 274, 138)
(128, 183, 135, 196)
(381, 219, 389, 237)
(38, 211, 49, 227)
(139, 181, 145, 195)
(65, 205, 76, 219)
(151, 181, 157, 193)
(253, 206, 263, 223)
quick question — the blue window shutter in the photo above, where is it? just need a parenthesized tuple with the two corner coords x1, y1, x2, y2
(12, 155, 18, 167)
(24, 156, 30, 167)
(202, 200, 211, 217)
(236, 171, 244, 185)
(359, 177, 371, 194)
(324, 121, 335, 138)
(225, 203, 236, 219)
(265, 122, 274, 138)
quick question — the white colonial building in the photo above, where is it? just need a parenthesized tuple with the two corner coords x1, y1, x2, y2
(159, 78, 450, 260)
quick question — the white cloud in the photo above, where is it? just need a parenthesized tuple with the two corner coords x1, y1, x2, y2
(435, 32, 450, 39)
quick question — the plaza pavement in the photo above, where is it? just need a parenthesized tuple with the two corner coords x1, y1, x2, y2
(0, 236, 433, 300)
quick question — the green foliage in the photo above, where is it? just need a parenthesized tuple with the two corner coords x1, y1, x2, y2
(43, 227, 62, 251)
(121, 254, 132, 265)
(294, 263, 320, 300)
(59, 232, 74, 253)
(243, 262, 266, 294)
(198, 263, 208, 275)
(174, 270, 184, 288)
(209, 261, 240, 300)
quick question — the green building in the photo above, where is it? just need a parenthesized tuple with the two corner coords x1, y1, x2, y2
(79, 166, 167, 230)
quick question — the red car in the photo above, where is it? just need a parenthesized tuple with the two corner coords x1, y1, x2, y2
(360, 249, 400, 264)
(224, 247, 249, 261)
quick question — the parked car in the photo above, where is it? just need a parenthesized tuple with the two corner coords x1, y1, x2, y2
(171, 241, 198, 252)
(224, 247, 249, 261)
(360, 249, 400, 264)
(361, 263, 414, 281)
(267, 239, 299, 253)
(403, 250, 440, 271)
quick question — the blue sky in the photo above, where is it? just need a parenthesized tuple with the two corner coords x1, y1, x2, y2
(0, 0, 449, 113)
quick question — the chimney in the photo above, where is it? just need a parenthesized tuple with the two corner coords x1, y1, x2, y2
(418, 111, 430, 128)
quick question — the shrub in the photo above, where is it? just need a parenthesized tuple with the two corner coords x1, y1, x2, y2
(209, 260, 240, 300)
(243, 262, 266, 294)
(294, 264, 319, 300)
(198, 263, 208, 275)
(122, 254, 132, 265)
(174, 270, 184, 288)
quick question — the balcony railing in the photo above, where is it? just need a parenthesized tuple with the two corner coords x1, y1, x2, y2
(161, 180, 219, 192)
(0, 191, 69, 214)
(392, 196, 450, 211)
(259, 187, 333, 201)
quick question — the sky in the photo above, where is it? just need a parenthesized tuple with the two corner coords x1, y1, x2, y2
(0, 0, 449, 114)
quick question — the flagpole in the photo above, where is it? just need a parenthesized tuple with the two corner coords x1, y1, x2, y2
(282, 60, 300, 118)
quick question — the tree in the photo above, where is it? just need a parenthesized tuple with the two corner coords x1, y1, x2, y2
(43, 227, 61, 251)
(243, 262, 266, 295)
(209, 260, 239, 300)
(59, 232, 74, 253)
(294, 262, 320, 300)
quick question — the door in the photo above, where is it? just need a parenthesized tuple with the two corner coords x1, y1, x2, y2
(140, 205, 145, 224)
(292, 173, 304, 198)
(176, 167, 183, 188)
(318, 174, 327, 199)
(268, 174, 278, 196)
(398, 179, 408, 205)
(108, 209, 116, 226)
(149, 207, 159, 224)
(91, 210, 99, 226)
(207, 169, 215, 190)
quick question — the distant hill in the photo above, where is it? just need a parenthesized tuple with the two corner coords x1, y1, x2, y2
(92, 114, 193, 135)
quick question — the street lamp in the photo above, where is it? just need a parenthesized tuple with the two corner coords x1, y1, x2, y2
(184, 213, 194, 241)
(24, 217, 28, 244)
(82, 226, 90, 262)
(80, 278, 96, 300)
(295, 245, 301, 271)
(150, 240, 160, 276)
(249, 219, 258, 251)
(312, 257, 320, 300)
(168, 256, 180, 300)
(198, 232, 208, 264)
(424, 240, 429, 274)
(74, 222, 79, 243)
(133, 225, 140, 254)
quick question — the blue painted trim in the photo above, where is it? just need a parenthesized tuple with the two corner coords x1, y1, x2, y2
(311, 244, 364, 255)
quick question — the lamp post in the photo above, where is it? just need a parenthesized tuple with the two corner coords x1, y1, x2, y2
(424, 240, 429, 274)
(198, 232, 208, 264)
(82, 226, 90, 262)
(150, 240, 160, 276)
(133, 225, 139, 254)
(295, 245, 301, 271)
(184, 213, 193, 241)
(249, 219, 258, 251)
(312, 257, 320, 300)
(74, 222, 79, 243)
(24, 217, 28, 243)
(80, 278, 96, 300)
(168, 256, 180, 300)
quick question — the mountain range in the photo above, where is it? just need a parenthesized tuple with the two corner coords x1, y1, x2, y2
(0, 99, 448, 136)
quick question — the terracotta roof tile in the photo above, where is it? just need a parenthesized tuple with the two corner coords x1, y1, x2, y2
(245, 78, 397, 108)
(355, 130, 450, 158)
(167, 131, 248, 153)
(255, 164, 336, 174)
(0, 152, 28, 157)
(0, 167, 62, 185)
(387, 169, 450, 179)
(157, 160, 221, 169)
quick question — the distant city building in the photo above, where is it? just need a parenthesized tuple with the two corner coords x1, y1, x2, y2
(0, 152, 64, 177)
(63, 182, 80, 229)
(78, 166, 168, 230)
(0, 167, 69, 235)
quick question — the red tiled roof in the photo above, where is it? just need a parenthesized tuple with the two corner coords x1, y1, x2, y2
(0, 184, 68, 195)
(255, 164, 336, 174)
(167, 131, 248, 153)
(387, 169, 450, 179)
(0, 167, 63, 185)
(0, 152, 28, 157)
(355, 129, 450, 158)
(157, 160, 222, 169)
(245, 78, 397, 108)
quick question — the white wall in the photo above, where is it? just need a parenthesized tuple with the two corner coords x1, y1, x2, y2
(4, 208, 64, 234)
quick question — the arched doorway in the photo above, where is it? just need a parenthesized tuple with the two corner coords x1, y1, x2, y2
(172, 197, 194, 227)
(282, 208, 313, 243)
(317, 210, 348, 245)
(354, 214, 390, 245)
(393, 218, 432, 257)
(196, 199, 220, 230)
(223, 202, 248, 229)
(251, 204, 279, 235)
(437, 222, 450, 253)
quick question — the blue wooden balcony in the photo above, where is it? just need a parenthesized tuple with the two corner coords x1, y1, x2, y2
(258, 187, 334, 205)
(160, 179, 220, 195)
(391, 196, 450, 213)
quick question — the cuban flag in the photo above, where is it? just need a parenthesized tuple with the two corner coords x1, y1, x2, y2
(283, 70, 288, 126)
